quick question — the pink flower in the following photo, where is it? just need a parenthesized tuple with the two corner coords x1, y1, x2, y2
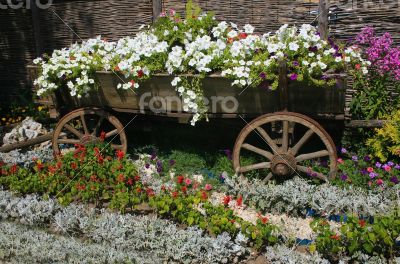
(169, 9, 176, 16)
(204, 183, 212, 191)
(337, 158, 344, 164)
(376, 179, 384, 185)
(367, 167, 374, 173)
(185, 178, 192, 185)
(383, 165, 391, 172)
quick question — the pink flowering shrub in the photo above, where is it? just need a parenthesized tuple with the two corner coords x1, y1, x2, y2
(350, 27, 400, 119)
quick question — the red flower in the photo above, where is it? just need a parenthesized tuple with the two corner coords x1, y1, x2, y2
(201, 190, 208, 200)
(136, 187, 142, 193)
(181, 186, 187, 193)
(161, 185, 166, 191)
(10, 164, 18, 174)
(126, 178, 134, 186)
(330, 234, 340, 240)
(117, 173, 125, 182)
(90, 175, 97, 182)
(134, 175, 140, 181)
(36, 163, 44, 171)
(76, 183, 86, 191)
(359, 219, 366, 228)
(230, 219, 236, 223)
(114, 66, 120, 71)
(227, 38, 234, 44)
(236, 195, 243, 207)
(71, 162, 77, 170)
(185, 178, 192, 185)
(260, 216, 268, 224)
(238, 32, 248, 39)
(97, 155, 104, 164)
(137, 69, 144, 78)
(129, 80, 135, 87)
(355, 64, 361, 70)
(48, 165, 56, 174)
(204, 184, 212, 191)
(146, 188, 155, 197)
(93, 147, 100, 155)
(99, 131, 106, 142)
(177, 175, 184, 184)
(223, 195, 231, 206)
(116, 150, 125, 160)
(56, 161, 62, 169)
(172, 191, 179, 198)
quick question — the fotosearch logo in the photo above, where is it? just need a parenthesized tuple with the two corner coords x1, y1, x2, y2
(0, 0, 53, 9)
(139, 92, 239, 114)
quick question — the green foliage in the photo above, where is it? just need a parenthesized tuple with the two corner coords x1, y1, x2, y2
(350, 71, 400, 120)
(311, 210, 400, 260)
(167, 150, 207, 175)
(367, 109, 400, 161)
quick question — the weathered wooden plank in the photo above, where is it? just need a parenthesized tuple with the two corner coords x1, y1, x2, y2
(345, 119, 386, 128)
(0, 132, 54, 152)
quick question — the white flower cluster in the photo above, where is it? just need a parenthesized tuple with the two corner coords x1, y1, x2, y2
(34, 36, 113, 97)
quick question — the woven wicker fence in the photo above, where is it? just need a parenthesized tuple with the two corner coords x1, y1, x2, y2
(0, 0, 399, 106)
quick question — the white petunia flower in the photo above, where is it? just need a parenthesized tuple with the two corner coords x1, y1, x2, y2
(243, 24, 255, 34)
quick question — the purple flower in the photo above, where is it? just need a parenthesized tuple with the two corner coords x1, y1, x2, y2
(364, 155, 371, 161)
(360, 168, 368, 175)
(289, 73, 298, 81)
(169, 159, 176, 166)
(309, 46, 318, 52)
(340, 147, 347, 154)
(387, 161, 394, 167)
(369, 172, 378, 179)
(145, 163, 150, 169)
(352, 156, 358, 162)
(341, 174, 348, 181)
(259, 72, 266, 79)
(375, 162, 382, 168)
(390, 176, 399, 184)
(395, 164, 400, 170)
(293, 61, 299, 66)
(150, 150, 157, 160)
(319, 160, 328, 168)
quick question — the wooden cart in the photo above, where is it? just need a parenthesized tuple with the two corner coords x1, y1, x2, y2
(27, 60, 346, 182)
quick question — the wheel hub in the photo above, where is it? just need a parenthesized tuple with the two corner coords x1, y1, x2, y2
(270, 153, 296, 176)
(80, 134, 100, 145)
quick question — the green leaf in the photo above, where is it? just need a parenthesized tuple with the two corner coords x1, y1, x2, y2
(187, 217, 194, 225)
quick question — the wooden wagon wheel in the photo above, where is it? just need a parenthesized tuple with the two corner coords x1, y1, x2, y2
(233, 112, 337, 182)
(52, 108, 127, 155)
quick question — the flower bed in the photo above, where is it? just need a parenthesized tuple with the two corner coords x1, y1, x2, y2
(32, 2, 368, 125)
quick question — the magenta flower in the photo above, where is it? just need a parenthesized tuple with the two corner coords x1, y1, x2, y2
(369, 172, 378, 179)
(185, 178, 192, 185)
(290, 73, 298, 81)
(376, 179, 384, 185)
(204, 183, 213, 191)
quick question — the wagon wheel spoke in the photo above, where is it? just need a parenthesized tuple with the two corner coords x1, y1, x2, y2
(297, 165, 328, 181)
(111, 144, 124, 150)
(92, 116, 105, 136)
(290, 129, 314, 156)
(80, 114, 89, 135)
(242, 143, 273, 160)
(238, 162, 270, 173)
(58, 138, 81, 144)
(105, 129, 119, 139)
(255, 127, 279, 154)
(64, 123, 83, 139)
(296, 150, 329, 162)
(263, 172, 273, 183)
(281, 120, 289, 152)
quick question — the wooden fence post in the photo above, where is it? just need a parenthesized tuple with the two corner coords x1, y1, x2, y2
(318, 0, 329, 40)
(30, 0, 43, 56)
(152, 0, 162, 23)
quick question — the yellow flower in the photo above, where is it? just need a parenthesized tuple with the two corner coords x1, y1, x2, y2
(1, 118, 5, 121)
(38, 106, 43, 111)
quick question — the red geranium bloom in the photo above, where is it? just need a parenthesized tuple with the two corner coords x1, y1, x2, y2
(134, 175, 140, 181)
(137, 69, 144, 78)
(161, 185, 166, 191)
(201, 190, 208, 200)
(71, 162, 77, 170)
(116, 150, 125, 160)
(236, 195, 243, 207)
(90, 175, 97, 182)
(355, 64, 361, 70)
(227, 38, 234, 44)
(48, 165, 56, 174)
(146, 188, 155, 197)
(181, 186, 187, 193)
(36, 163, 44, 171)
(56, 161, 62, 169)
(126, 178, 134, 186)
(177, 175, 184, 184)
(172, 191, 179, 198)
(117, 173, 125, 182)
(260, 216, 268, 224)
(10, 164, 18, 174)
(76, 183, 86, 191)
(330, 234, 340, 240)
(223, 195, 231, 206)
(238, 32, 248, 39)
(136, 187, 142, 193)
(359, 219, 366, 228)
(97, 155, 104, 164)
(114, 66, 120, 71)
